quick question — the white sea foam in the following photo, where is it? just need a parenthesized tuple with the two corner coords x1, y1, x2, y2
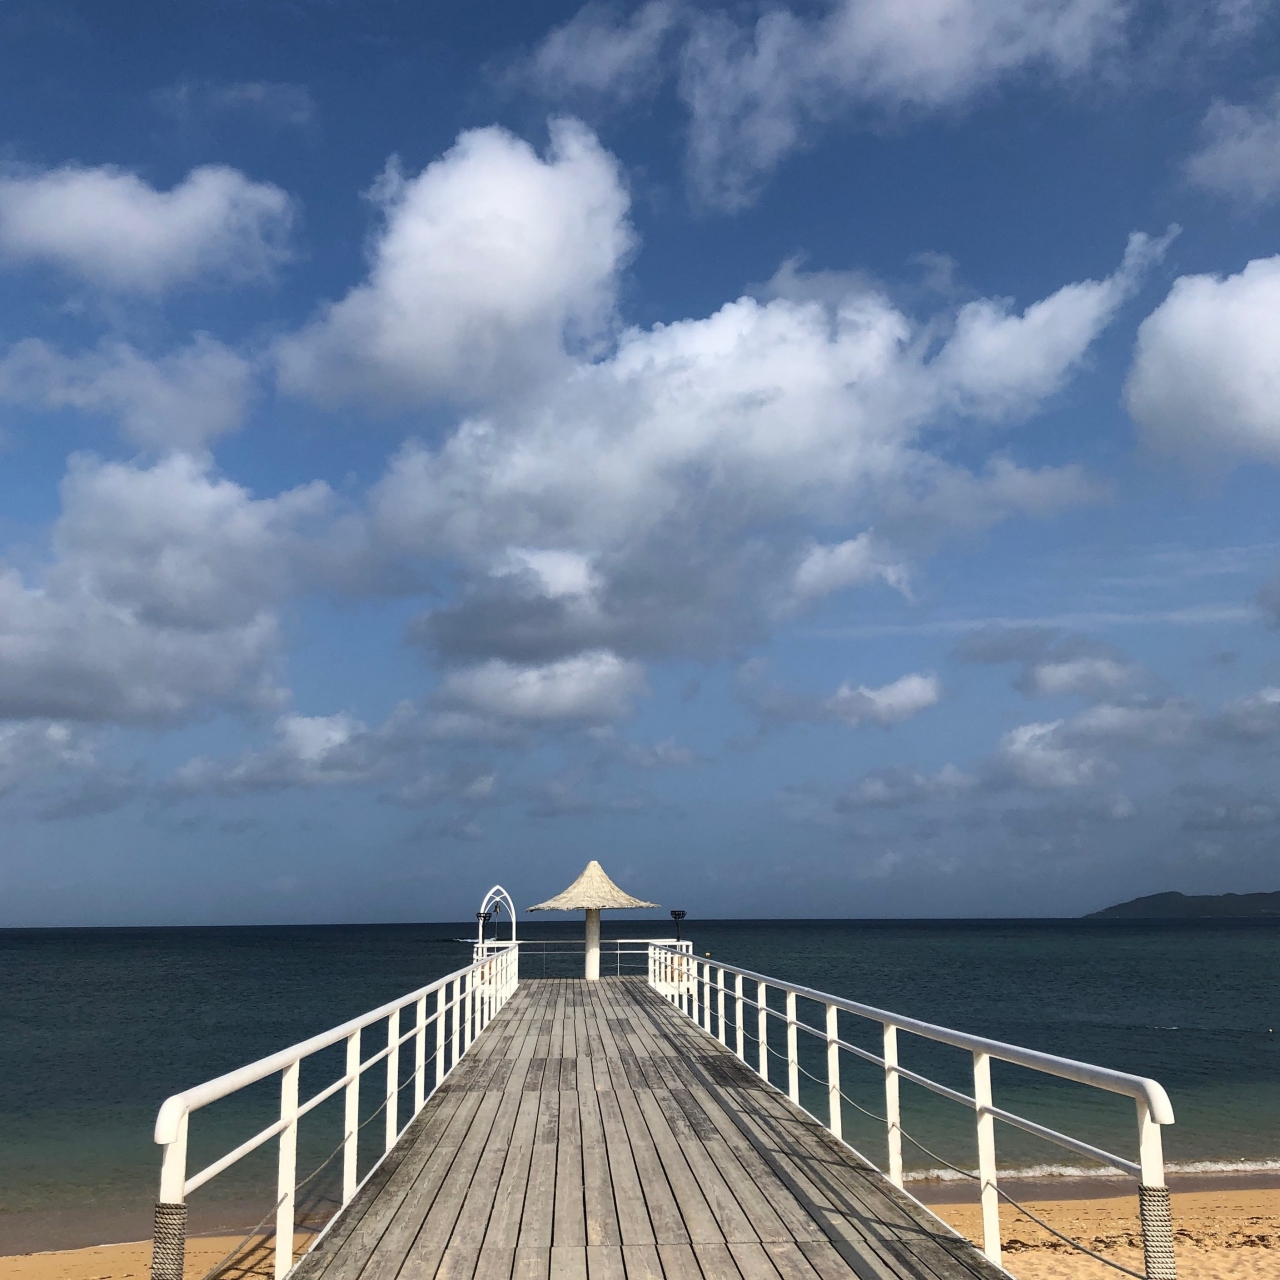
(904, 1158, 1280, 1183)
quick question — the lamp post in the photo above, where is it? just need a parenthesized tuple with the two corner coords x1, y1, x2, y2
(476, 910, 492, 951)
(670, 910, 686, 943)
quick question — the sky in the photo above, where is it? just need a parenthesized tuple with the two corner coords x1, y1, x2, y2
(0, 0, 1279, 925)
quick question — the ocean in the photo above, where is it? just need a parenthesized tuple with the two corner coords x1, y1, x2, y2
(1, 918, 1277, 1252)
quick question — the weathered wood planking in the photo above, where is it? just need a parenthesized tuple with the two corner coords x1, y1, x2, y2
(291, 980, 1008, 1280)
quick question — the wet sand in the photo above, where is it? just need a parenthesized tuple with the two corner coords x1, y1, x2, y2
(0, 1185, 1274, 1280)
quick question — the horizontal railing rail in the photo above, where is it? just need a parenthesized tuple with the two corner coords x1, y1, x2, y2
(646, 945, 1177, 1280)
(481, 936, 691, 977)
(150, 946, 518, 1280)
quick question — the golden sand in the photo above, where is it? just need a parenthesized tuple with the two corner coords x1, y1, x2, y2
(931, 1185, 1280, 1279)
(0, 1188, 1274, 1280)
(0, 1234, 304, 1280)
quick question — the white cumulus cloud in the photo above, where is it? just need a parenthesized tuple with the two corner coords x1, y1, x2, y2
(372, 215, 1141, 668)
(997, 720, 1104, 788)
(931, 230, 1173, 421)
(0, 164, 293, 293)
(1027, 656, 1138, 697)
(823, 672, 942, 726)
(437, 650, 645, 723)
(1126, 255, 1280, 465)
(277, 120, 633, 405)
(792, 533, 910, 600)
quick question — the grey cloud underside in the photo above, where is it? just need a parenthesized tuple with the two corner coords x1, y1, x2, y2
(953, 625, 1142, 696)
(0, 454, 327, 725)
(1177, 781, 1280, 832)
(810, 683, 1280, 856)
(411, 536, 783, 665)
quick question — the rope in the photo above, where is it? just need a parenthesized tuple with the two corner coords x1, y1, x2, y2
(703, 1010, 1151, 1280)
(891, 1127, 1148, 1280)
(1138, 1185, 1176, 1280)
(150, 1203, 186, 1280)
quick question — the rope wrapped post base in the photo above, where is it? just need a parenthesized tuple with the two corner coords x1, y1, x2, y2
(1139, 1185, 1176, 1280)
(151, 1202, 187, 1280)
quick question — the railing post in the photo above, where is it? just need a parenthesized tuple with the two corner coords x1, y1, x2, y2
(883, 1024, 903, 1188)
(151, 1113, 188, 1280)
(785, 991, 799, 1104)
(735, 973, 745, 1061)
(825, 1003, 841, 1140)
(717, 967, 727, 1046)
(435, 983, 445, 1085)
(343, 1029, 360, 1205)
(972, 1052, 1000, 1268)
(414, 994, 427, 1115)
(275, 1060, 299, 1280)
(467, 968, 477, 1046)
(452, 975, 463, 1071)
(757, 981, 769, 1082)
(385, 1007, 400, 1152)
(1137, 1099, 1176, 1279)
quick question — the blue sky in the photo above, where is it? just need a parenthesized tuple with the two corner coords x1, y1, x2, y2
(0, 0, 1278, 924)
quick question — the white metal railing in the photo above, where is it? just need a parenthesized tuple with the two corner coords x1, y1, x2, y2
(479, 936, 691, 976)
(647, 946, 1177, 1280)
(149, 945, 518, 1280)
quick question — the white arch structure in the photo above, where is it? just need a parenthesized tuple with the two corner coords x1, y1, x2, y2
(477, 885, 517, 949)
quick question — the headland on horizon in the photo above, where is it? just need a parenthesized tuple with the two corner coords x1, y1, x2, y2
(1087, 889, 1280, 918)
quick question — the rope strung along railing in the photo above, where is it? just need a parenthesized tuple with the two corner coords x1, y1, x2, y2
(647, 945, 1178, 1280)
(187, 1049, 420, 1280)
(149, 942, 519, 1280)
(747, 1020, 1151, 1280)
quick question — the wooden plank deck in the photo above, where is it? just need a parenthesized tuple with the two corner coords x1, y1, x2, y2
(294, 979, 1007, 1280)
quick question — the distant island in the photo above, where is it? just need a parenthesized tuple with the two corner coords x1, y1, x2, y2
(1087, 890, 1280, 918)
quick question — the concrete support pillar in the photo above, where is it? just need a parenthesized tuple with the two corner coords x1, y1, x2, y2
(585, 908, 601, 980)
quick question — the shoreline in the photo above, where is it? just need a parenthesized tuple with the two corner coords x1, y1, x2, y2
(915, 1166, 1280, 1204)
(5, 1167, 1278, 1254)
(0, 1176, 1275, 1280)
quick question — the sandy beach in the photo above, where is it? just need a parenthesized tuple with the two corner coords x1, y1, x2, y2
(931, 1184, 1280, 1279)
(0, 1185, 1274, 1280)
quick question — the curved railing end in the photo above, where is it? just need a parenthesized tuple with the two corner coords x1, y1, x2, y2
(155, 1094, 189, 1145)
(1144, 1078, 1175, 1126)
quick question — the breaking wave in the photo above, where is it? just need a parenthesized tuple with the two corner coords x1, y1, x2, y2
(904, 1158, 1280, 1183)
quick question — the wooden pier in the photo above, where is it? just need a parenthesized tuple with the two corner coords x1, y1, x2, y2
(293, 978, 1004, 1280)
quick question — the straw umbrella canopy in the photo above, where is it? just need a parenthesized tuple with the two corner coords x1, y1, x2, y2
(528, 860, 659, 980)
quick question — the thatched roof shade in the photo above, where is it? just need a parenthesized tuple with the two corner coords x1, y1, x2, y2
(528, 860, 659, 911)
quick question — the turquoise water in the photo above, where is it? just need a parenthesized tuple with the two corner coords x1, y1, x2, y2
(0, 919, 1276, 1249)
